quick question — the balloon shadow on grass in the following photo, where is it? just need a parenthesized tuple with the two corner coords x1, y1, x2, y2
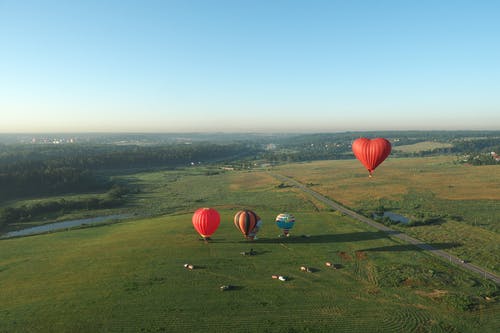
(361, 242, 462, 252)
(198, 238, 228, 243)
(245, 231, 389, 244)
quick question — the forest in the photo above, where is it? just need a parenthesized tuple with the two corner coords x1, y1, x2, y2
(0, 142, 259, 200)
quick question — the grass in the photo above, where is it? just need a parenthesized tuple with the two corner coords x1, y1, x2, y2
(393, 141, 453, 153)
(275, 156, 500, 274)
(113, 168, 320, 217)
(1, 165, 499, 332)
(1, 212, 498, 332)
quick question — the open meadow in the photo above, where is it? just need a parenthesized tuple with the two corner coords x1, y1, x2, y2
(1, 164, 498, 332)
(392, 141, 453, 153)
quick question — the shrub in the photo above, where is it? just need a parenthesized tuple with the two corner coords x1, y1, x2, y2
(444, 293, 478, 311)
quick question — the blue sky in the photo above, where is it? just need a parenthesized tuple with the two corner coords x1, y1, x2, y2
(1, 0, 499, 133)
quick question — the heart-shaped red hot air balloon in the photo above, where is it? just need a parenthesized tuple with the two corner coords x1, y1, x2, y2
(192, 208, 220, 240)
(352, 138, 391, 176)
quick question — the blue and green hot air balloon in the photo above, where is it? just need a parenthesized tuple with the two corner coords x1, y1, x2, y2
(275, 213, 295, 237)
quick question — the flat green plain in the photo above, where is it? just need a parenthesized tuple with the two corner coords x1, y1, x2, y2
(1, 159, 499, 332)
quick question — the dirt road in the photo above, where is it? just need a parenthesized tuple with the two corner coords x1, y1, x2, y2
(270, 172, 500, 285)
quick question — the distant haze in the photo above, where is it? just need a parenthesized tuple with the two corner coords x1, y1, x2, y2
(1, 1, 499, 133)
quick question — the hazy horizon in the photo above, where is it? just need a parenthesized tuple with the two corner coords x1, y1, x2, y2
(1, 1, 499, 133)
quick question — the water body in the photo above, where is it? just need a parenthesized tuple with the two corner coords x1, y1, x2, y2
(373, 211, 410, 224)
(1, 214, 129, 239)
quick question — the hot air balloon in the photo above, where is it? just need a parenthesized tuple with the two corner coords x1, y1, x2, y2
(275, 213, 295, 237)
(234, 210, 262, 240)
(192, 208, 220, 240)
(352, 138, 391, 176)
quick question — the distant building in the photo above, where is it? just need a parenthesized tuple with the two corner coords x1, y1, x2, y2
(265, 143, 277, 150)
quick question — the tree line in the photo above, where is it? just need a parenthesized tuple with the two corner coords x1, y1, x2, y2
(0, 185, 131, 229)
(259, 132, 500, 163)
(0, 142, 258, 200)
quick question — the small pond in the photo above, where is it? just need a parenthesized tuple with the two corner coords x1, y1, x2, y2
(373, 211, 410, 224)
(1, 214, 130, 239)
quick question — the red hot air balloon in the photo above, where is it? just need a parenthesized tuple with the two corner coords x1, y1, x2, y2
(192, 208, 220, 240)
(234, 210, 262, 240)
(352, 138, 391, 176)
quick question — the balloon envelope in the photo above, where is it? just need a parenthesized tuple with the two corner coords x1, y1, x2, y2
(192, 208, 220, 238)
(234, 210, 260, 238)
(275, 213, 295, 231)
(352, 138, 391, 175)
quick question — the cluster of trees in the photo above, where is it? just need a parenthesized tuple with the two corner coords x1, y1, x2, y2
(0, 163, 104, 200)
(0, 142, 257, 171)
(259, 149, 351, 163)
(452, 138, 500, 153)
(458, 153, 500, 165)
(0, 185, 131, 229)
(379, 214, 445, 227)
(453, 138, 500, 165)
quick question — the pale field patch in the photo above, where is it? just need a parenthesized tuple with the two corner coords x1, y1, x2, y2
(228, 170, 277, 191)
(277, 156, 500, 203)
(393, 141, 453, 153)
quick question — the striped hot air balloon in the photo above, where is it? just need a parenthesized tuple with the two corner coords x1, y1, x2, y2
(275, 213, 295, 237)
(234, 210, 262, 240)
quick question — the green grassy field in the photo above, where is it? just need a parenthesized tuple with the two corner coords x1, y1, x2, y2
(1, 213, 498, 332)
(1, 165, 498, 332)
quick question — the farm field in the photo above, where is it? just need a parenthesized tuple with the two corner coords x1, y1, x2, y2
(1, 165, 499, 332)
(392, 141, 453, 153)
(274, 156, 500, 274)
